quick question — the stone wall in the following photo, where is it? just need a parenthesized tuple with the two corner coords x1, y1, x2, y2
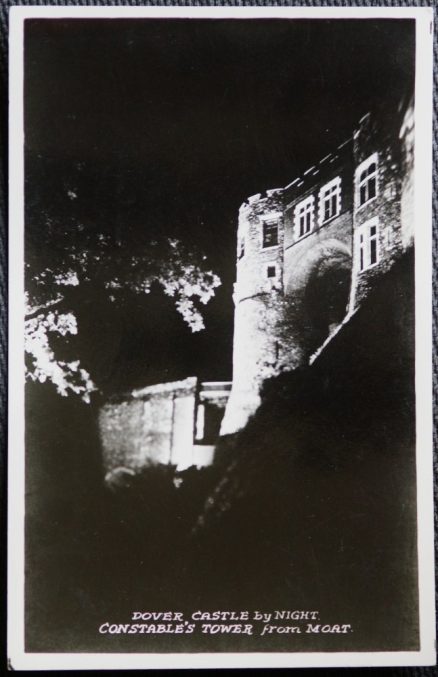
(99, 378, 231, 476)
(399, 98, 415, 250)
(350, 111, 405, 309)
(282, 146, 354, 360)
(99, 377, 198, 476)
(220, 190, 285, 435)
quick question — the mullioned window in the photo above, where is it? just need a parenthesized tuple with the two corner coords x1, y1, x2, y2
(318, 176, 342, 224)
(262, 221, 279, 248)
(357, 217, 379, 271)
(355, 153, 378, 209)
(294, 195, 315, 240)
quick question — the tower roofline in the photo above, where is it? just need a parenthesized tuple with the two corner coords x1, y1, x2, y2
(285, 136, 354, 191)
(240, 187, 284, 212)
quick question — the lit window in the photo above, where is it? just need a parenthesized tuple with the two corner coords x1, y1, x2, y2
(294, 196, 315, 239)
(262, 221, 278, 248)
(356, 154, 378, 208)
(195, 404, 205, 440)
(238, 237, 245, 259)
(319, 177, 341, 224)
(195, 402, 224, 445)
(357, 218, 379, 272)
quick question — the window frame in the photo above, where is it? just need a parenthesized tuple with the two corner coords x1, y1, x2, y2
(318, 176, 342, 225)
(261, 219, 279, 250)
(264, 262, 279, 280)
(294, 195, 315, 240)
(355, 153, 378, 211)
(356, 217, 380, 273)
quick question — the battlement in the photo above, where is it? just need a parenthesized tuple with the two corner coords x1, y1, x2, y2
(240, 187, 284, 211)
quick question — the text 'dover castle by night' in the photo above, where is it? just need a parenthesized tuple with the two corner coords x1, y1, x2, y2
(98, 610, 353, 636)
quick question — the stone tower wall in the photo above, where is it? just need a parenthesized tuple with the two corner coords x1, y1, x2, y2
(349, 111, 405, 310)
(281, 146, 355, 360)
(399, 98, 415, 250)
(220, 190, 285, 435)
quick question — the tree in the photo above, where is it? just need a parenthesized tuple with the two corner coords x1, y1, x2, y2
(25, 154, 221, 402)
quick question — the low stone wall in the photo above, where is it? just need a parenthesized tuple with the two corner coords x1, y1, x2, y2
(99, 377, 231, 476)
(99, 377, 198, 475)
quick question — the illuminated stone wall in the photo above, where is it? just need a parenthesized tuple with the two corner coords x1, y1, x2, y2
(99, 378, 230, 477)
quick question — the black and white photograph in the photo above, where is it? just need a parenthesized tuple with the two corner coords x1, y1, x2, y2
(8, 6, 434, 669)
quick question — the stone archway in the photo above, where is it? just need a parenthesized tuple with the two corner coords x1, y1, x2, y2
(284, 239, 352, 360)
(302, 256, 351, 355)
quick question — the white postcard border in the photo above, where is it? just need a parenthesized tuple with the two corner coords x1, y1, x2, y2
(8, 5, 435, 670)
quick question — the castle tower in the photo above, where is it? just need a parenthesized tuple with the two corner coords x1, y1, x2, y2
(220, 189, 285, 435)
(221, 96, 414, 439)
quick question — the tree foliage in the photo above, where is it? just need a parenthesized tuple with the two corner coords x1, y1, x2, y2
(25, 154, 221, 401)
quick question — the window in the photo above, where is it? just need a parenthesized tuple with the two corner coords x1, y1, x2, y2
(294, 196, 315, 239)
(195, 404, 205, 441)
(238, 237, 245, 260)
(357, 218, 379, 272)
(319, 177, 341, 224)
(195, 402, 224, 445)
(262, 221, 278, 248)
(266, 264, 277, 279)
(356, 153, 378, 208)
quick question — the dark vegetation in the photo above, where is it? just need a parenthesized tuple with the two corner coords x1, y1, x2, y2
(25, 251, 418, 653)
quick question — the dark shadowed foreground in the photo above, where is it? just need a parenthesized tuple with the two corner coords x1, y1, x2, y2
(25, 251, 417, 653)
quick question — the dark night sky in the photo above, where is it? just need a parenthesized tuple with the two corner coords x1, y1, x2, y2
(24, 18, 415, 393)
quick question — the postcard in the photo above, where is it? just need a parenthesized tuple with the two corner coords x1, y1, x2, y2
(8, 5, 435, 670)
